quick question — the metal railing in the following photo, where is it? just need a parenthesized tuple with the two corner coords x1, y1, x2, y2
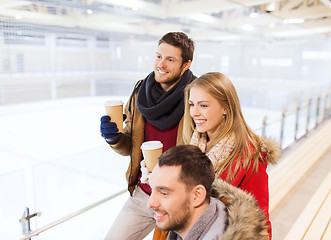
(19, 91, 331, 239)
(258, 92, 331, 149)
(19, 189, 127, 240)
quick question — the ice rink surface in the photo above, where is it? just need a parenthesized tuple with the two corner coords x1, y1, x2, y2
(0, 97, 133, 239)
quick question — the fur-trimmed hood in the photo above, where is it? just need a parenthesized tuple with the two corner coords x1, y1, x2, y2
(260, 137, 281, 165)
(211, 178, 269, 240)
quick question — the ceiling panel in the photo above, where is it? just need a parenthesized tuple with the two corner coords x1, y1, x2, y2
(0, 0, 330, 41)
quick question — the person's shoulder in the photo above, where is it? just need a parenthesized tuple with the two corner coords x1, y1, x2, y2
(259, 137, 281, 165)
(200, 198, 227, 240)
(134, 79, 144, 90)
(129, 78, 144, 98)
(211, 179, 269, 239)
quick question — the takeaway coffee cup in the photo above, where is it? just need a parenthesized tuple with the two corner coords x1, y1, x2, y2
(141, 141, 163, 172)
(104, 100, 124, 132)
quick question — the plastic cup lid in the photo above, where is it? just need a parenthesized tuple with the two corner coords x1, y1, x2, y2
(141, 141, 163, 150)
(104, 100, 123, 106)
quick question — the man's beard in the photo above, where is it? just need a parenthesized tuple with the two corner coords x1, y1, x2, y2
(155, 72, 182, 86)
(154, 66, 186, 86)
(157, 198, 192, 233)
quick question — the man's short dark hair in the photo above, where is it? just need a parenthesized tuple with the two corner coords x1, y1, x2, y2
(158, 32, 195, 65)
(158, 145, 215, 200)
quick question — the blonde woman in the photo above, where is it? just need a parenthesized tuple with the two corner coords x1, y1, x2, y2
(152, 72, 280, 239)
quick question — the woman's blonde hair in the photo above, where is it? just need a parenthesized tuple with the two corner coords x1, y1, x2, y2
(183, 72, 262, 180)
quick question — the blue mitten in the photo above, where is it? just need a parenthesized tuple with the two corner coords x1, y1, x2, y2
(100, 114, 126, 144)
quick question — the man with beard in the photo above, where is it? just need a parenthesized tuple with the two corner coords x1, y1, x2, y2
(148, 145, 226, 240)
(100, 32, 196, 240)
(148, 145, 269, 240)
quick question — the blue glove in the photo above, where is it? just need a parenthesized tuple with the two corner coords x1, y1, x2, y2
(100, 114, 126, 144)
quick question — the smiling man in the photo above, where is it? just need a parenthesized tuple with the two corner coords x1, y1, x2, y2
(100, 32, 196, 240)
(148, 144, 270, 240)
(148, 145, 227, 239)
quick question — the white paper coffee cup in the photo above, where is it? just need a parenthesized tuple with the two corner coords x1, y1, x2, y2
(141, 141, 163, 172)
(104, 100, 124, 132)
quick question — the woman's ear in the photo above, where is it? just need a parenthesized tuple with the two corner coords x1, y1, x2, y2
(191, 184, 207, 207)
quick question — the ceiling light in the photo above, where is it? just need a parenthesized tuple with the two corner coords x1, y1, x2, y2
(86, 9, 93, 15)
(132, 2, 139, 11)
(283, 18, 304, 24)
(266, 2, 276, 12)
(15, 15, 22, 20)
(250, 12, 258, 18)
(190, 13, 216, 24)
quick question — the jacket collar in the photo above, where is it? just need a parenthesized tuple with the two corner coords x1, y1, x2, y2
(211, 178, 269, 240)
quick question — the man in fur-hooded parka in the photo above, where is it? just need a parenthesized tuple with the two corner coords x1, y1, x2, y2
(166, 178, 269, 240)
(212, 178, 269, 240)
(148, 145, 268, 240)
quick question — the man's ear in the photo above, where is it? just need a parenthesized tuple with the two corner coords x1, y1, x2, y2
(181, 60, 191, 74)
(191, 184, 207, 207)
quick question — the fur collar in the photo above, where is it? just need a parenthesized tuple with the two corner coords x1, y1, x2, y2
(260, 137, 281, 165)
(211, 178, 269, 240)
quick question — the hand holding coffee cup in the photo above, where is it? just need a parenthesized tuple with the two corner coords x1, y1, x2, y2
(140, 141, 163, 172)
(104, 100, 124, 132)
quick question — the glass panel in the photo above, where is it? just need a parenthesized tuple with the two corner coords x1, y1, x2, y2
(0, 170, 26, 239)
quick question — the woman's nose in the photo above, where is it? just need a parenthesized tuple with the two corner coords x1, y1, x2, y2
(191, 106, 200, 117)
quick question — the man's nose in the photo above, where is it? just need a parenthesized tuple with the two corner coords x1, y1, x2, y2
(157, 58, 166, 68)
(147, 192, 159, 209)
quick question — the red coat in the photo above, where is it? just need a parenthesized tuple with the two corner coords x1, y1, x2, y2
(152, 138, 280, 240)
(221, 139, 280, 238)
(221, 156, 271, 235)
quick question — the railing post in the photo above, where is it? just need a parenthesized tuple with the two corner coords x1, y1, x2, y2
(20, 207, 31, 239)
(51, 80, 57, 100)
(90, 78, 95, 96)
(306, 98, 312, 134)
(19, 207, 41, 240)
(280, 108, 286, 148)
(315, 96, 320, 127)
(262, 116, 267, 137)
(295, 104, 300, 141)
(327, 93, 331, 118)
